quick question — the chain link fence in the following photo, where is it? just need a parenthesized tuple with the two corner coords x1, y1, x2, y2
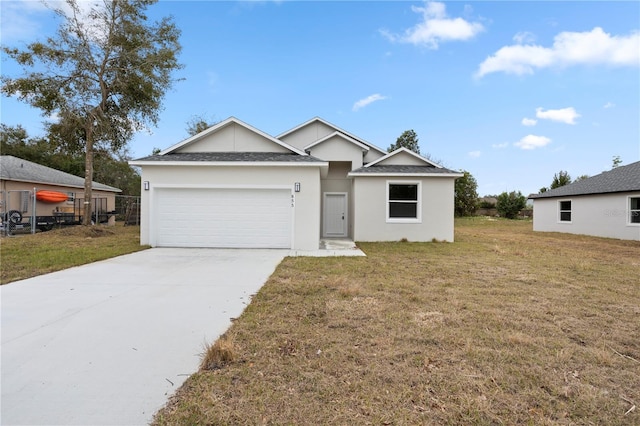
(0, 190, 135, 236)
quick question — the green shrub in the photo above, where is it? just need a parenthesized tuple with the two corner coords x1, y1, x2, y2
(496, 191, 527, 219)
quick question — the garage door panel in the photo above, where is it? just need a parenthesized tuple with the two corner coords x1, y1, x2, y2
(155, 188, 291, 248)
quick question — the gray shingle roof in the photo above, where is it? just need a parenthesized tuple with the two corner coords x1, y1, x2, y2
(132, 152, 325, 163)
(529, 161, 640, 199)
(0, 155, 121, 192)
(349, 165, 461, 175)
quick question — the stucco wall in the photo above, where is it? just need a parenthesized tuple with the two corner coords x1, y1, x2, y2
(533, 192, 640, 241)
(352, 176, 456, 242)
(376, 151, 427, 166)
(279, 121, 385, 165)
(138, 165, 321, 250)
(308, 137, 364, 169)
(177, 123, 291, 153)
(363, 149, 385, 165)
(279, 121, 335, 151)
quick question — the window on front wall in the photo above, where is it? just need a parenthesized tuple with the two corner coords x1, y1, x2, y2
(387, 182, 420, 222)
(559, 200, 572, 222)
(630, 197, 640, 224)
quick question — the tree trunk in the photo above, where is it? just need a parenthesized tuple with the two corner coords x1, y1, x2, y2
(82, 124, 94, 226)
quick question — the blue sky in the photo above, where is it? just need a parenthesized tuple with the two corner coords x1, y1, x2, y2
(1, 1, 639, 196)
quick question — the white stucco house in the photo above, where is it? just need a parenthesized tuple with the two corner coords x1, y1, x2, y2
(529, 161, 640, 241)
(130, 117, 463, 249)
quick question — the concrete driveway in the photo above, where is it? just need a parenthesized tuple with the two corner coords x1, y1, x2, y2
(1, 248, 287, 426)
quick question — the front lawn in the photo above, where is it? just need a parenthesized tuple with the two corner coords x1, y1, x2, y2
(0, 224, 148, 284)
(153, 218, 640, 425)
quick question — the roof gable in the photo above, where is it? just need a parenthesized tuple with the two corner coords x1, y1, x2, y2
(160, 117, 305, 156)
(0, 156, 121, 192)
(304, 132, 369, 153)
(277, 117, 387, 156)
(530, 160, 640, 199)
(365, 148, 442, 168)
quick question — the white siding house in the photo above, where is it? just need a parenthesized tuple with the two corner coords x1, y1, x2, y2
(131, 117, 463, 249)
(529, 161, 640, 241)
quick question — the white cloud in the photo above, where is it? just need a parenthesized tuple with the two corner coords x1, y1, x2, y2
(514, 135, 552, 150)
(603, 102, 615, 109)
(0, 0, 49, 42)
(536, 107, 580, 124)
(513, 31, 536, 45)
(492, 142, 509, 149)
(476, 27, 640, 78)
(468, 150, 481, 158)
(352, 94, 388, 111)
(46, 111, 61, 123)
(381, 1, 484, 49)
(521, 118, 537, 126)
(1, 1, 115, 44)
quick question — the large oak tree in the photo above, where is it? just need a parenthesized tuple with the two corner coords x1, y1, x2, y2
(2, 0, 182, 224)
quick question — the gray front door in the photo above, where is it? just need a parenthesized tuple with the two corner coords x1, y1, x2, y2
(323, 193, 347, 237)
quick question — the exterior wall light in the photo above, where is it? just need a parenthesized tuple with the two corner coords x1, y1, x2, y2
(144, 181, 150, 191)
(294, 182, 301, 192)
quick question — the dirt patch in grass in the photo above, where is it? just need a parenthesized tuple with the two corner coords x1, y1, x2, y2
(153, 218, 639, 425)
(57, 225, 116, 238)
(1, 224, 148, 284)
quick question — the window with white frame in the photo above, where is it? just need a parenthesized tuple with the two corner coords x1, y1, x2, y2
(630, 197, 640, 224)
(387, 182, 421, 222)
(559, 200, 572, 222)
(67, 192, 75, 203)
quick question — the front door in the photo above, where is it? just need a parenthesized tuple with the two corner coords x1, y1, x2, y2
(323, 193, 347, 237)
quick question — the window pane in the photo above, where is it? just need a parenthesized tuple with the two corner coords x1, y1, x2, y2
(20, 192, 29, 213)
(631, 211, 640, 224)
(389, 184, 418, 201)
(389, 202, 417, 218)
(560, 211, 571, 222)
(631, 198, 640, 210)
(559, 201, 571, 211)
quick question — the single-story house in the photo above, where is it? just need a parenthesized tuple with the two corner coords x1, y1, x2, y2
(529, 161, 640, 241)
(0, 155, 121, 226)
(130, 117, 463, 250)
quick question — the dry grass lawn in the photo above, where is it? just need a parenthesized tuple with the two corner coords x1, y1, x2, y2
(154, 218, 639, 425)
(0, 224, 147, 284)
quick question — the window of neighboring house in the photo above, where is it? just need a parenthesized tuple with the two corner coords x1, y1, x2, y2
(67, 192, 75, 204)
(387, 182, 421, 222)
(630, 197, 640, 224)
(559, 200, 572, 222)
(19, 191, 30, 213)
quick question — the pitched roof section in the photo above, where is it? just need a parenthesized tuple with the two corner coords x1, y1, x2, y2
(0, 155, 121, 192)
(159, 117, 306, 156)
(365, 147, 442, 168)
(131, 152, 325, 164)
(529, 161, 640, 199)
(277, 117, 387, 156)
(349, 164, 462, 177)
(304, 132, 370, 152)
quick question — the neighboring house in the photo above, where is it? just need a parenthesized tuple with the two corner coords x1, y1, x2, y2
(529, 161, 640, 241)
(0, 155, 121, 224)
(130, 117, 463, 249)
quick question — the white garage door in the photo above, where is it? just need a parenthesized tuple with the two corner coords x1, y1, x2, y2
(155, 188, 292, 248)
